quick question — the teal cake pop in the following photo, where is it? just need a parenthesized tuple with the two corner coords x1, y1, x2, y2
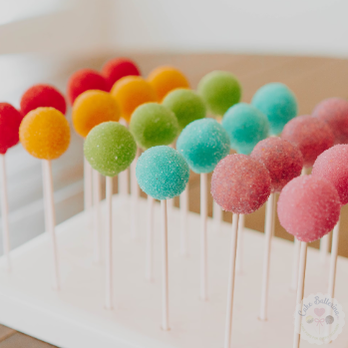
(222, 103, 269, 155)
(129, 102, 179, 149)
(136, 146, 189, 200)
(162, 88, 206, 130)
(84, 121, 137, 177)
(251, 82, 298, 135)
(197, 71, 242, 116)
(177, 118, 230, 173)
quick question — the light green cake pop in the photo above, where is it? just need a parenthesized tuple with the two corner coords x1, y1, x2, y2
(84, 121, 137, 177)
(162, 89, 206, 130)
(129, 102, 179, 150)
(197, 70, 242, 116)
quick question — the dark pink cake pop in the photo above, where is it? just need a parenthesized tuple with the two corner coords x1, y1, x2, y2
(250, 137, 303, 192)
(281, 115, 334, 168)
(211, 154, 271, 214)
(312, 144, 348, 206)
(277, 175, 341, 242)
(312, 98, 348, 144)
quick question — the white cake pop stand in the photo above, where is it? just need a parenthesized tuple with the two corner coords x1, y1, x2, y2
(0, 195, 347, 348)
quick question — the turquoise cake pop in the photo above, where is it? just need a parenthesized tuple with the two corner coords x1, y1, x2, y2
(162, 88, 206, 130)
(176, 118, 230, 173)
(197, 71, 242, 116)
(136, 146, 189, 200)
(251, 82, 297, 135)
(222, 103, 269, 155)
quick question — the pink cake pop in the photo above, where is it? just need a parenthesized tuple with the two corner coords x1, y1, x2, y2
(312, 98, 348, 144)
(281, 115, 334, 168)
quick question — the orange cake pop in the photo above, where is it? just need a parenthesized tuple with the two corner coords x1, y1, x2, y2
(72, 90, 120, 138)
(110, 76, 157, 123)
(19, 107, 70, 160)
(147, 66, 190, 101)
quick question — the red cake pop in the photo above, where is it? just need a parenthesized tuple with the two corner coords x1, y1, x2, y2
(312, 144, 348, 205)
(67, 69, 107, 105)
(277, 175, 341, 242)
(251, 137, 303, 192)
(312, 98, 348, 144)
(281, 115, 334, 168)
(20, 84, 66, 116)
(211, 154, 271, 214)
(102, 58, 141, 91)
(0, 103, 22, 154)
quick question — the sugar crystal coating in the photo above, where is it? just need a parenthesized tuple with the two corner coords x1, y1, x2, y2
(222, 103, 269, 155)
(277, 175, 341, 242)
(250, 137, 303, 192)
(211, 154, 271, 214)
(136, 146, 190, 200)
(281, 115, 334, 168)
(177, 118, 230, 174)
(312, 98, 348, 144)
(84, 122, 136, 177)
(312, 144, 348, 205)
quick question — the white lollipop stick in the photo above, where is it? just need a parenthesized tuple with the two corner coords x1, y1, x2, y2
(161, 199, 170, 330)
(42, 160, 60, 290)
(236, 214, 245, 274)
(328, 218, 341, 298)
(259, 192, 275, 321)
(84, 158, 93, 212)
(0, 154, 10, 270)
(213, 199, 223, 230)
(293, 241, 308, 348)
(320, 233, 330, 264)
(118, 168, 129, 195)
(180, 185, 189, 255)
(93, 170, 101, 263)
(200, 173, 208, 301)
(145, 196, 155, 281)
(105, 176, 113, 310)
(224, 213, 239, 348)
(130, 148, 140, 239)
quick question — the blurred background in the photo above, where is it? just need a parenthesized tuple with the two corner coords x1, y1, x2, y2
(0, 0, 347, 255)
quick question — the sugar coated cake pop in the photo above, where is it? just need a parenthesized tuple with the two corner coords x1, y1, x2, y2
(72, 90, 120, 138)
(277, 175, 341, 242)
(84, 121, 137, 177)
(312, 98, 348, 144)
(147, 66, 190, 101)
(252, 83, 297, 135)
(251, 137, 303, 192)
(110, 76, 157, 123)
(177, 118, 230, 173)
(0, 103, 22, 154)
(19, 107, 70, 160)
(281, 115, 334, 168)
(136, 146, 189, 200)
(197, 71, 241, 116)
(129, 103, 179, 150)
(312, 144, 348, 205)
(67, 69, 107, 105)
(162, 88, 206, 130)
(102, 57, 141, 91)
(211, 154, 271, 214)
(222, 103, 269, 155)
(20, 84, 66, 116)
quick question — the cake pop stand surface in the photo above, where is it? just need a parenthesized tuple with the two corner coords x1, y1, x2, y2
(0, 195, 347, 348)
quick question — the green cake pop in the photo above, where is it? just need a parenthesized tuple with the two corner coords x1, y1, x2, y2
(197, 71, 242, 116)
(129, 102, 179, 149)
(162, 89, 206, 130)
(84, 121, 137, 177)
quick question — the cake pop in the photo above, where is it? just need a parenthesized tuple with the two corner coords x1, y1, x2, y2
(162, 88, 206, 130)
(222, 103, 269, 155)
(281, 115, 335, 168)
(110, 76, 157, 123)
(20, 84, 66, 116)
(312, 98, 348, 144)
(102, 57, 141, 91)
(67, 69, 107, 105)
(251, 83, 297, 135)
(147, 66, 190, 101)
(198, 71, 241, 116)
